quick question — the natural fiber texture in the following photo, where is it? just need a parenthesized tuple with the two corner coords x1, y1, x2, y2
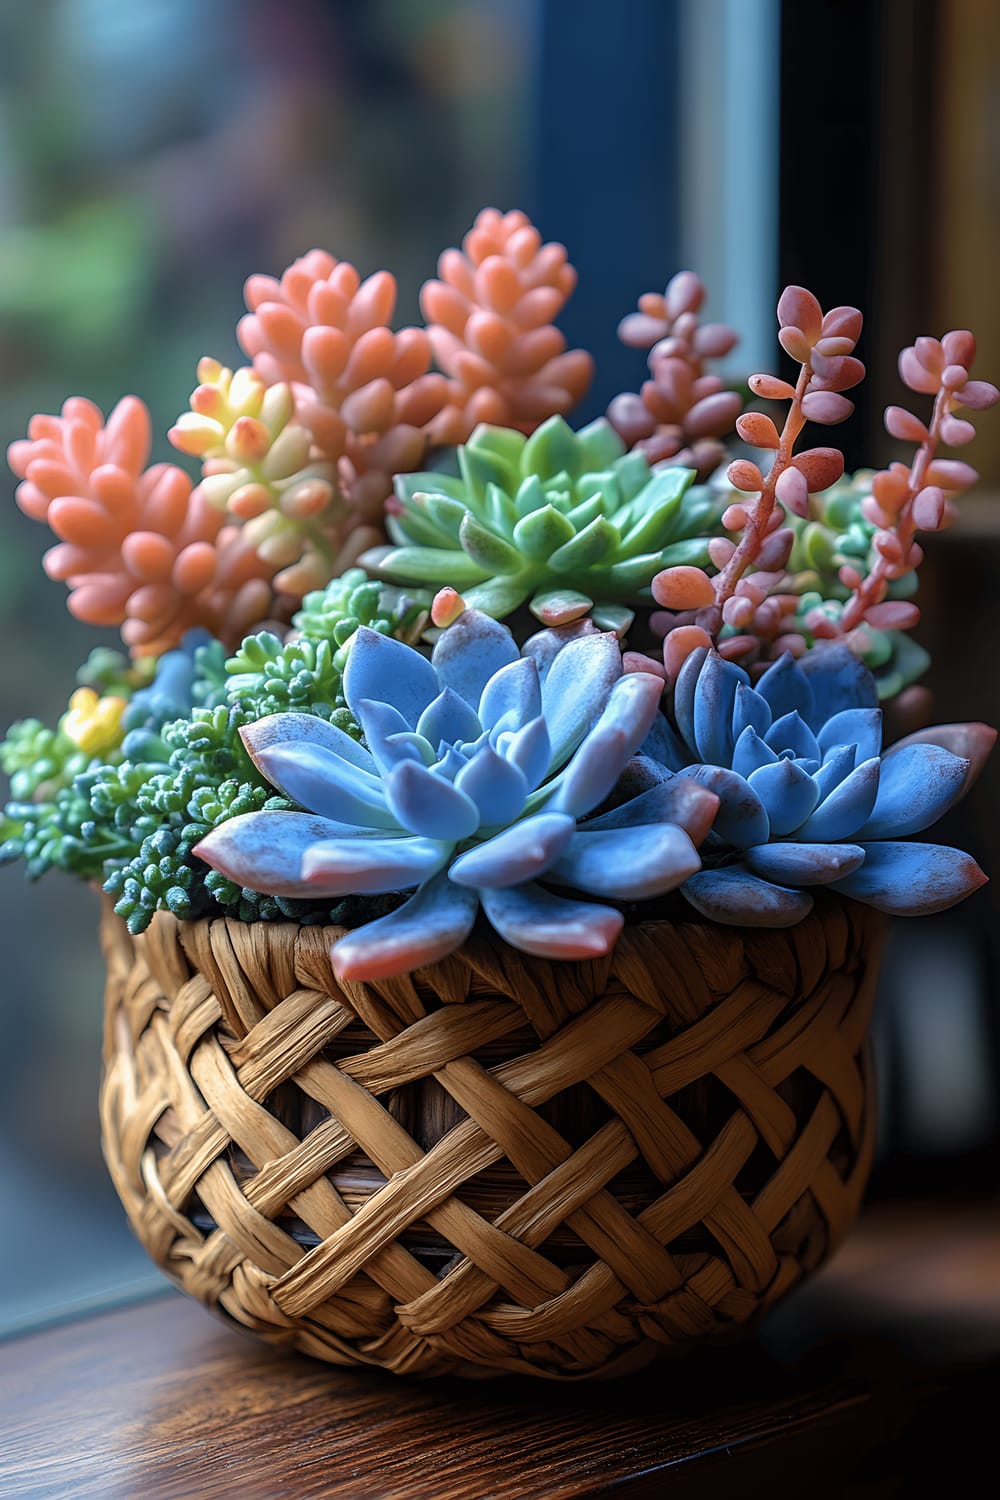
(100, 896, 885, 1380)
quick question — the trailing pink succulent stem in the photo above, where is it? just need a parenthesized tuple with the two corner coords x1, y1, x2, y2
(707, 361, 811, 619)
(839, 384, 946, 634)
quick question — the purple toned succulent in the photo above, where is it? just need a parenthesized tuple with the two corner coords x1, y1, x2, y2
(194, 611, 718, 980)
(645, 645, 992, 925)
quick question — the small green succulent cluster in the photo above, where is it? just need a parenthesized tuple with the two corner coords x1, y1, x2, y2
(0, 570, 429, 931)
(0, 691, 130, 881)
(362, 416, 726, 629)
(226, 569, 429, 728)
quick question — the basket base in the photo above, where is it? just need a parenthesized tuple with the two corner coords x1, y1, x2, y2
(100, 895, 884, 1379)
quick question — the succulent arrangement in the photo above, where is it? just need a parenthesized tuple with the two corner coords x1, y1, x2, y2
(3, 209, 996, 982)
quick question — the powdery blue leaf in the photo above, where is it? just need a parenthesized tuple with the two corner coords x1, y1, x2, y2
(594, 754, 673, 809)
(681, 866, 814, 926)
(550, 824, 700, 901)
(854, 744, 970, 839)
(478, 657, 542, 736)
(693, 655, 749, 767)
(640, 711, 691, 772)
(431, 609, 519, 707)
(549, 725, 630, 818)
(812, 744, 857, 802)
(496, 716, 551, 790)
(831, 841, 988, 915)
(732, 681, 772, 742)
(747, 758, 821, 837)
(754, 653, 815, 725)
(385, 731, 436, 767)
(255, 743, 400, 831)
(448, 812, 576, 888)
(302, 833, 451, 896)
(798, 643, 878, 727)
(764, 710, 821, 763)
(416, 688, 483, 751)
(345, 626, 439, 728)
(817, 708, 882, 763)
(798, 757, 880, 842)
(454, 747, 529, 826)
(584, 776, 720, 846)
(241, 713, 376, 776)
(353, 699, 426, 772)
(480, 882, 624, 959)
(193, 812, 369, 899)
(384, 759, 481, 840)
(676, 765, 770, 847)
(744, 841, 866, 886)
(521, 619, 600, 682)
(540, 631, 622, 770)
(671, 645, 709, 753)
(884, 722, 996, 792)
(596, 671, 665, 751)
(331, 874, 479, 982)
(732, 725, 779, 780)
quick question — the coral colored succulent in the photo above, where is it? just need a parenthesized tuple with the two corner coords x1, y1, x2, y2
(194, 611, 718, 980)
(238, 249, 449, 516)
(645, 646, 992, 925)
(362, 415, 724, 629)
(607, 271, 743, 481)
(421, 208, 593, 446)
(9, 396, 278, 656)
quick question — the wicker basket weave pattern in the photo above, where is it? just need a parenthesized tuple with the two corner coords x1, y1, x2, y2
(99, 896, 884, 1379)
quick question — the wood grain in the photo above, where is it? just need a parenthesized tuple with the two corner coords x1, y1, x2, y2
(2, 1203, 1000, 1499)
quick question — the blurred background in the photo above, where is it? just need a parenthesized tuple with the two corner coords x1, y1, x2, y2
(0, 0, 998, 1335)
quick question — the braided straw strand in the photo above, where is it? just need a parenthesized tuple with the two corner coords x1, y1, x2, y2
(100, 896, 885, 1379)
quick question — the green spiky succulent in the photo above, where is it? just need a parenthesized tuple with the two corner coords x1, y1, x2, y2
(361, 416, 725, 630)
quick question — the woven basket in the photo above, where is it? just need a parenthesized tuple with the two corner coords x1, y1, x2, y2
(99, 893, 885, 1380)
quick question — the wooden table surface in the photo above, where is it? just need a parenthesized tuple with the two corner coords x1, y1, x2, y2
(3, 1201, 1000, 1500)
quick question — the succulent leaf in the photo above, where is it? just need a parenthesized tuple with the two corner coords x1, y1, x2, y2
(331, 874, 479, 982)
(479, 882, 625, 959)
(681, 866, 814, 926)
(550, 823, 700, 902)
(830, 842, 987, 914)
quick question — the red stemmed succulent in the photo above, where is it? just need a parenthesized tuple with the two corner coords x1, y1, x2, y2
(836, 332, 999, 635)
(607, 271, 743, 481)
(649, 286, 864, 676)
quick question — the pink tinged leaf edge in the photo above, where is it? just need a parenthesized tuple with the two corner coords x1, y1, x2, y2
(192, 811, 366, 899)
(479, 882, 625, 960)
(884, 721, 996, 796)
(330, 875, 480, 982)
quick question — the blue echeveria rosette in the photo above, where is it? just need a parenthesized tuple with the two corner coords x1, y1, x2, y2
(643, 644, 992, 925)
(194, 611, 720, 980)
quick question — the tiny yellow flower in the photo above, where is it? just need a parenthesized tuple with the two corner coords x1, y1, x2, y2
(62, 689, 127, 757)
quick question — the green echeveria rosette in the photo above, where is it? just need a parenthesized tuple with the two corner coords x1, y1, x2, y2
(194, 610, 722, 981)
(644, 644, 992, 925)
(361, 415, 725, 631)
